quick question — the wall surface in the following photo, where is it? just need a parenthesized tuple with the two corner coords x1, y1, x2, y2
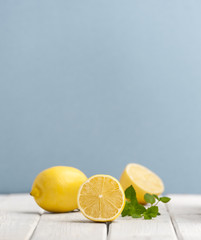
(0, 0, 201, 193)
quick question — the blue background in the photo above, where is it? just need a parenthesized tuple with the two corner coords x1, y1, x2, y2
(0, 0, 201, 193)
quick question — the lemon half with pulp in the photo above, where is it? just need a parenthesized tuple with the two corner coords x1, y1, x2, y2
(77, 174, 125, 222)
(120, 163, 164, 204)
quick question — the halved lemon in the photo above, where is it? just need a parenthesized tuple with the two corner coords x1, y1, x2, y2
(77, 175, 125, 222)
(120, 163, 164, 204)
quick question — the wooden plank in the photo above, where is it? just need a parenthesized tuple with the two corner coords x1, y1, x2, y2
(0, 212, 40, 240)
(0, 194, 43, 214)
(108, 202, 177, 240)
(31, 211, 107, 240)
(167, 194, 201, 214)
(0, 194, 43, 240)
(0, 194, 8, 203)
(167, 194, 201, 240)
(1, 194, 201, 239)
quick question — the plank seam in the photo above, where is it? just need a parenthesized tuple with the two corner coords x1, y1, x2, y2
(28, 213, 43, 240)
(106, 222, 111, 237)
(106, 222, 111, 240)
(166, 203, 183, 240)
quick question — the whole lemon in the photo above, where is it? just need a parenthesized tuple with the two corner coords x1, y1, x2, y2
(30, 166, 87, 212)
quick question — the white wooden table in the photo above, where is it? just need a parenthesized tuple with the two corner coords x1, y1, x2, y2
(0, 194, 201, 240)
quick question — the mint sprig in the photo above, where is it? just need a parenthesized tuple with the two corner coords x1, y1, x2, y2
(121, 185, 171, 220)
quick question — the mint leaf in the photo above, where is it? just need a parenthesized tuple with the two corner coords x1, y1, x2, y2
(121, 186, 171, 220)
(121, 201, 145, 218)
(145, 206, 159, 218)
(143, 206, 158, 220)
(153, 194, 159, 200)
(144, 193, 155, 204)
(121, 201, 131, 217)
(122, 186, 146, 218)
(134, 204, 146, 215)
(125, 185, 138, 204)
(143, 213, 152, 219)
(160, 197, 171, 203)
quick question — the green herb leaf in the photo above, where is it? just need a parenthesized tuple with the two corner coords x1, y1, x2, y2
(143, 213, 152, 219)
(145, 206, 159, 218)
(133, 204, 146, 215)
(121, 186, 171, 220)
(144, 193, 155, 204)
(125, 185, 138, 204)
(121, 201, 131, 217)
(153, 194, 159, 200)
(160, 197, 171, 203)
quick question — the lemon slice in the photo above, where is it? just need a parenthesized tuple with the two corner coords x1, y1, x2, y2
(77, 175, 125, 222)
(120, 163, 164, 204)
